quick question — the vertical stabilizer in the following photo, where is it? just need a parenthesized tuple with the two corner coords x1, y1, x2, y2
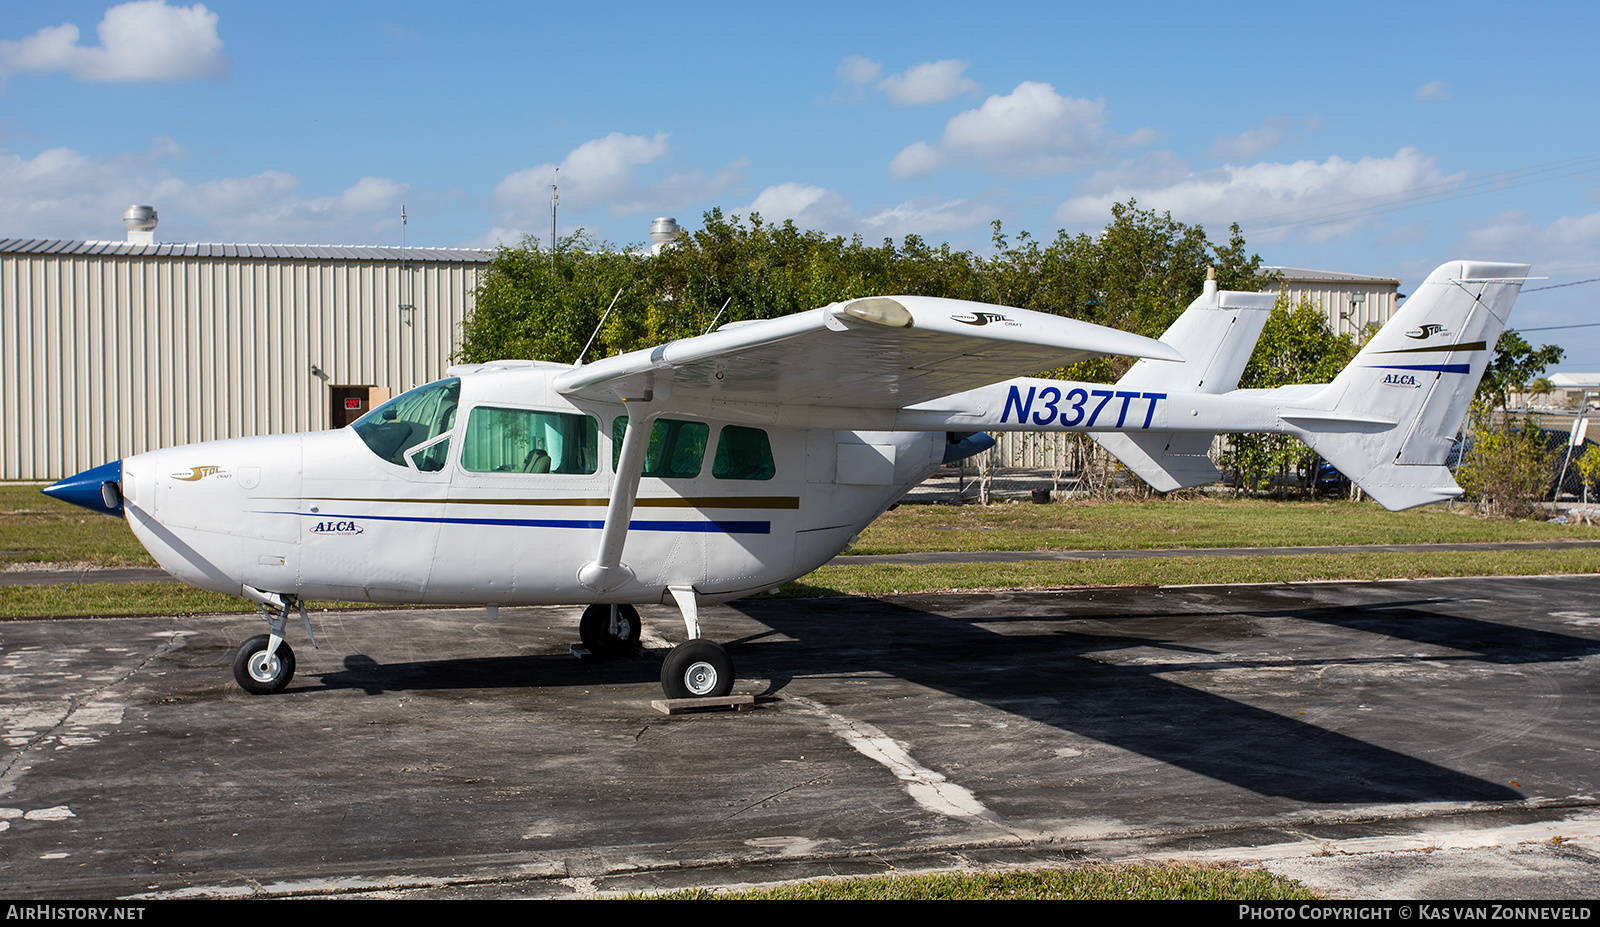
(1095, 277, 1276, 490)
(1287, 260, 1529, 510)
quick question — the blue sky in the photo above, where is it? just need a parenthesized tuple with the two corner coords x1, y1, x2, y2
(4, 1, 1600, 369)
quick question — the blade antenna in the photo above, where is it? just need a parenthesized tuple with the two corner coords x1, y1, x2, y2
(702, 296, 733, 335)
(574, 288, 624, 367)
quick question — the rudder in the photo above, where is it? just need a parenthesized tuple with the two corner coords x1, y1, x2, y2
(1290, 260, 1529, 510)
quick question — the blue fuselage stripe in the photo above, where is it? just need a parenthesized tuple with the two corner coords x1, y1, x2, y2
(1368, 363, 1472, 374)
(277, 511, 771, 534)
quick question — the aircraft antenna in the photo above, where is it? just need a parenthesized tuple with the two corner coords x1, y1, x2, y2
(574, 288, 624, 367)
(399, 205, 415, 322)
(702, 296, 733, 335)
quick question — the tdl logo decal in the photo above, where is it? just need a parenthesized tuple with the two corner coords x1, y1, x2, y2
(310, 520, 364, 535)
(1382, 373, 1421, 388)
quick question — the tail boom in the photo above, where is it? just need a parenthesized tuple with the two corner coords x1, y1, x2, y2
(905, 260, 1528, 510)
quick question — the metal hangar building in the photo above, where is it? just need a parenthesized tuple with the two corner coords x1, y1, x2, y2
(1, 210, 490, 481)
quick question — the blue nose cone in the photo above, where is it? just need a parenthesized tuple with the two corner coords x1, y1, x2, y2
(42, 460, 124, 517)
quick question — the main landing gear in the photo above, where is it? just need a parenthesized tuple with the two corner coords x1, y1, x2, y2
(581, 586, 736, 700)
(659, 585, 733, 699)
(579, 604, 642, 657)
(660, 638, 733, 699)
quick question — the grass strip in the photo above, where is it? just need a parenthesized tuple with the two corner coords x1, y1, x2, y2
(0, 582, 389, 620)
(640, 863, 1316, 900)
(781, 548, 1600, 597)
(10, 549, 1597, 618)
(848, 497, 1600, 555)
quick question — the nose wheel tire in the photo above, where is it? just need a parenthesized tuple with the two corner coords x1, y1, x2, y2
(661, 639, 734, 699)
(233, 634, 296, 695)
(579, 604, 642, 657)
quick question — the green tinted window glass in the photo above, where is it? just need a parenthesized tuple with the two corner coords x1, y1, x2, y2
(408, 437, 451, 472)
(612, 417, 709, 479)
(462, 407, 598, 474)
(712, 426, 775, 481)
(352, 378, 460, 467)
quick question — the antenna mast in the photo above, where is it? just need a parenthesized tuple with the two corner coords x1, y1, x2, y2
(400, 205, 412, 314)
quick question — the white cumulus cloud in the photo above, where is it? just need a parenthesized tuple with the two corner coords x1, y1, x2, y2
(1208, 116, 1324, 161)
(746, 182, 854, 230)
(1455, 209, 1600, 274)
(836, 55, 882, 86)
(1415, 80, 1451, 102)
(0, 1, 229, 83)
(0, 140, 410, 243)
(738, 183, 999, 241)
(495, 132, 746, 224)
(892, 81, 1149, 179)
(1055, 147, 1460, 244)
(877, 59, 980, 106)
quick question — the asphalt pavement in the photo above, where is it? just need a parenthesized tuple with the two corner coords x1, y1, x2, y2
(1, 574, 1598, 899)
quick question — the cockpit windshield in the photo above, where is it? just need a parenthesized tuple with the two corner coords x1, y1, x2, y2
(352, 378, 460, 468)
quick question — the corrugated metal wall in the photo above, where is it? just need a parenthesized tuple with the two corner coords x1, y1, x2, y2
(1270, 281, 1399, 337)
(1, 251, 484, 480)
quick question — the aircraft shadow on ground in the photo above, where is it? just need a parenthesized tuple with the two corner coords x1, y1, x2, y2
(726, 589, 1600, 805)
(306, 650, 664, 695)
(287, 586, 1598, 806)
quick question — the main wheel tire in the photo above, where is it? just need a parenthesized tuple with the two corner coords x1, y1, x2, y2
(232, 634, 295, 695)
(660, 639, 734, 699)
(579, 604, 641, 657)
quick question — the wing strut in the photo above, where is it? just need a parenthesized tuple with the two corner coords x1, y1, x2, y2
(577, 397, 654, 592)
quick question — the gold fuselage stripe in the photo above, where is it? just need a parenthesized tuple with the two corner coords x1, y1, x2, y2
(269, 496, 801, 509)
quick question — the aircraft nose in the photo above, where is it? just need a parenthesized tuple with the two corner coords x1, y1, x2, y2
(41, 460, 124, 517)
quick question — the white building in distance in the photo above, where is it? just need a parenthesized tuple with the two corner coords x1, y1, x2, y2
(1260, 266, 1404, 338)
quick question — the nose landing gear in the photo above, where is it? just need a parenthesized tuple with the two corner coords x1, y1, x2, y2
(233, 588, 314, 695)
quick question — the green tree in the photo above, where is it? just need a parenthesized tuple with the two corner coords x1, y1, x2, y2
(1450, 330, 1565, 518)
(1220, 294, 1358, 496)
(1456, 419, 1556, 518)
(1576, 444, 1600, 505)
(1476, 330, 1564, 429)
(460, 201, 1266, 370)
(458, 231, 652, 365)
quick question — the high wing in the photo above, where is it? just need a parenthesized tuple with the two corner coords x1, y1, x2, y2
(553, 296, 1182, 410)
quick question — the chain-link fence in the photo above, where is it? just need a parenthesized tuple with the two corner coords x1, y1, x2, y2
(901, 423, 1600, 507)
(902, 431, 1159, 504)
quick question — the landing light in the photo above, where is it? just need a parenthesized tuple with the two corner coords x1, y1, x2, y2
(839, 297, 914, 329)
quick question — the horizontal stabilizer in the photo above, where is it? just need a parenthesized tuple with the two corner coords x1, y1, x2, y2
(1094, 431, 1220, 492)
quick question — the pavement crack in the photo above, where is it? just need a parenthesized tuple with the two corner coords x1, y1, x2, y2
(0, 629, 184, 792)
(727, 775, 832, 818)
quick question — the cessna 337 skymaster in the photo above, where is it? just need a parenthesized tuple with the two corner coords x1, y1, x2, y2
(43, 260, 1527, 699)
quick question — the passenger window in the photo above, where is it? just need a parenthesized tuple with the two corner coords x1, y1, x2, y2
(712, 426, 775, 481)
(612, 417, 709, 479)
(353, 378, 459, 467)
(462, 407, 598, 474)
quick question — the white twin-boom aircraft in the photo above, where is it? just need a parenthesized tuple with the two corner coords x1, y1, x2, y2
(43, 260, 1528, 700)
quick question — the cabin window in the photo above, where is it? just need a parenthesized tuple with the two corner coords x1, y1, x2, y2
(712, 426, 776, 481)
(407, 436, 452, 473)
(461, 407, 598, 474)
(352, 378, 460, 468)
(611, 417, 709, 479)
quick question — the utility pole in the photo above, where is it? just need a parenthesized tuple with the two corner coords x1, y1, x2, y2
(550, 168, 559, 273)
